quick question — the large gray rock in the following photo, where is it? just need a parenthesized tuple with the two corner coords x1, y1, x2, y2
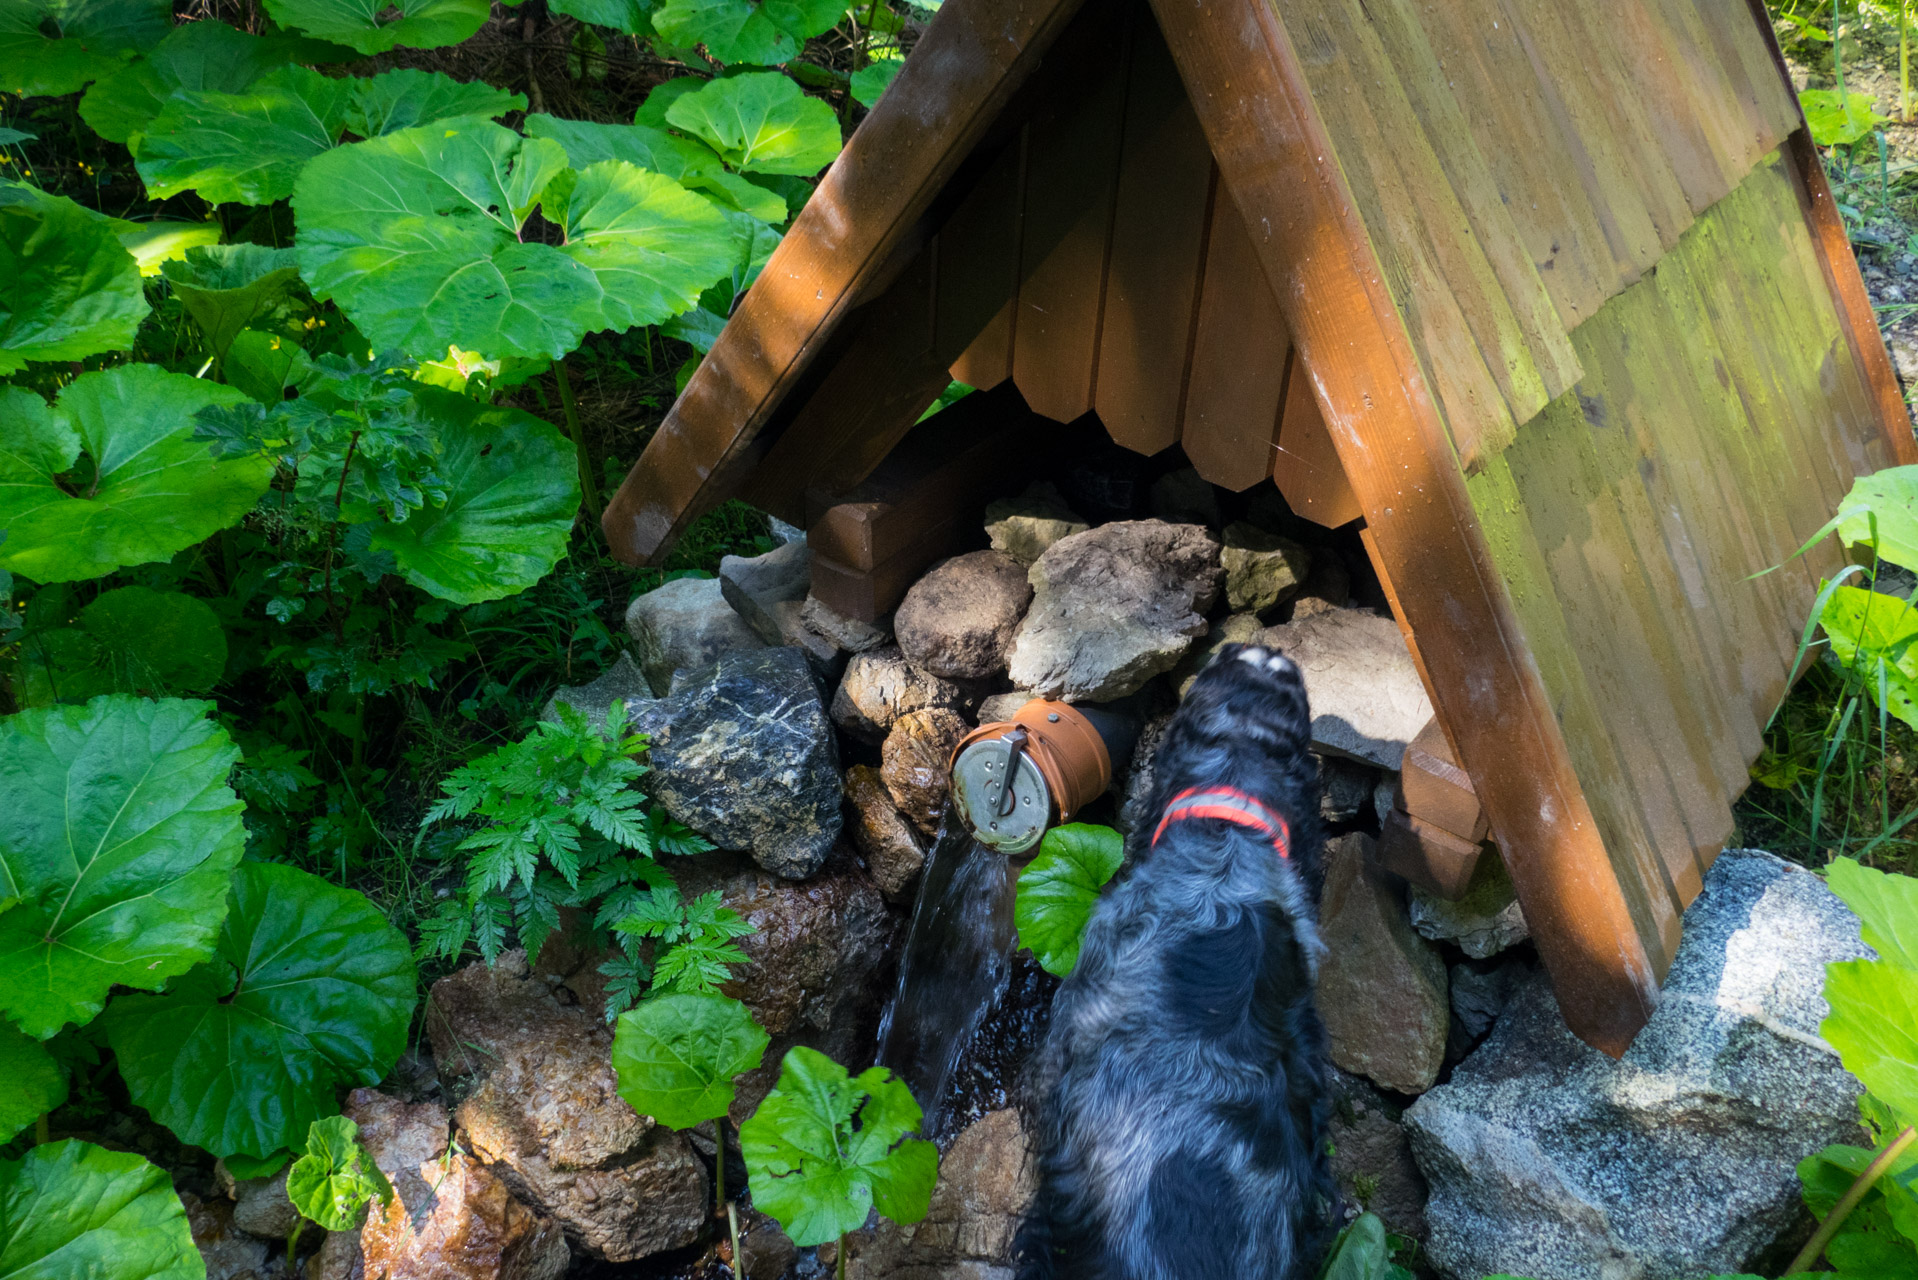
(634, 648, 841, 879)
(428, 954, 706, 1262)
(831, 645, 966, 744)
(1405, 850, 1874, 1280)
(895, 550, 1032, 680)
(1220, 521, 1311, 614)
(1256, 609, 1433, 770)
(228, 1164, 298, 1240)
(845, 1108, 1036, 1280)
(802, 594, 892, 653)
(625, 576, 764, 696)
(1409, 854, 1530, 959)
(1317, 833, 1448, 1095)
(720, 538, 811, 645)
(1008, 521, 1223, 701)
(540, 651, 653, 730)
(984, 482, 1089, 566)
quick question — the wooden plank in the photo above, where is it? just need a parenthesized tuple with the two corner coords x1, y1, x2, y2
(1181, 181, 1290, 490)
(1154, 0, 1663, 1053)
(601, 0, 1091, 564)
(1010, 8, 1132, 423)
(1401, 718, 1490, 844)
(939, 133, 1026, 392)
(1091, 18, 1213, 456)
(1374, 809, 1485, 901)
(1272, 347, 1362, 528)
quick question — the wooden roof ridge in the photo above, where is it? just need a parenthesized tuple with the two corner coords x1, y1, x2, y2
(600, 0, 1090, 565)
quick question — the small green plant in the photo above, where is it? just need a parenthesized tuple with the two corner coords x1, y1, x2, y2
(285, 1115, 394, 1264)
(1013, 822, 1124, 977)
(611, 883, 756, 997)
(1316, 1213, 1413, 1280)
(740, 1046, 938, 1280)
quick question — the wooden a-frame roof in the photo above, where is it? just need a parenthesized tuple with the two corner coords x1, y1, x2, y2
(604, 0, 1918, 1055)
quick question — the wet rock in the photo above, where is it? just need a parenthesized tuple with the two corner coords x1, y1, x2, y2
(845, 764, 927, 903)
(1148, 466, 1220, 527)
(539, 651, 653, 730)
(802, 594, 892, 653)
(343, 1088, 569, 1280)
(734, 1209, 797, 1280)
(671, 851, 895, 1121)
(1115, 711, 1174, 835)
(183, 1193, 270, 1280)
(846, 1108, 1036, 1280)
(1172, 612, 1263, 698)
(1220, 522, 1311, 614)
(307, 1231, 357, 1280)
(634, 648, 841, 879)
(1318, 753, 1380, 825)
(984, 482, 1089, 566)
(1009, 522, 1223, 701)
(1409, 854, 1530, 959)
(1328, 1069, 1428, 1242)
(882, 707, 972, 836)
(229, 1164, 299, 1240)
(831, 645, 965, 744)
(975, 691, 1038, 725)
(625, 577, 764, 697)
(1256, 609, 1433, 770)
(719, 539, 811, 646)
(1405, 850, 1873, 1280)
(428, 955, 706, 1262)
(1316, 833, 1447, 1094)
(895, 551, 1032, 681)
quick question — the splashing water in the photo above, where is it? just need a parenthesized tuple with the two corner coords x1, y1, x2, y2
(876, 814, 1018, 1137)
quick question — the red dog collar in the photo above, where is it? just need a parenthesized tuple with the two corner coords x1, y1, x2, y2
(1151, 786, 1291, 860)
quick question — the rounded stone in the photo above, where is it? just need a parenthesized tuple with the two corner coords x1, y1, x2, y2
(894, 550, 1033, 681)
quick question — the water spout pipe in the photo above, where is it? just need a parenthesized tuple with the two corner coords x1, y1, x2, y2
(948, 699, 1140, 854)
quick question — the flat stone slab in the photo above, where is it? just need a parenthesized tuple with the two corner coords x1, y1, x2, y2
(1257, 608, 1433, 770)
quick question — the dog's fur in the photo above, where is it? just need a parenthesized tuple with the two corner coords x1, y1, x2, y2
(1016, 644, 1334, 1280)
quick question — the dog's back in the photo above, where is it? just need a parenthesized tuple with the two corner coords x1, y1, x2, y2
(1018, 646, 1333, 1280)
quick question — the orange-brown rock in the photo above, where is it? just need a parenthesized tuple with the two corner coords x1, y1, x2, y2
(844, 764, 927, 902)
(881, 706, 971, 835)
(845, 1108, 1036, 1279)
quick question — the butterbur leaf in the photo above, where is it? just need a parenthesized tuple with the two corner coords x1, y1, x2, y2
(20, 585, 226, 706)
(106, 861, 417, 1158)
(1015, 823, 1124, 977)
(1833, 467, 1918, 573)
(263, 0, 490, 54)
(0, 182, 148, 373)
(851, 55, 903, 109)
(0, 1021, 66, 1142)
(549, 160, 737, 336)
(1820, 584, 1918, 732)
(226, 329, 314, 404)
(344, 68, 526, 137)
(524, 115, 788, 223)
(137, 64, 353, 206)
(161, 244, 303, 367)
(367, 387, 579, 604)
(666, 72, 843, 176)
(80, 20, 295, 146)
(653, 0, 801, 65)
(107, 218, 225, 276)
(1801, 87, 1887, 148)
(1826, 859, 1918, 971)
(1319, 1212, 1391, 1280)
(552, 0, 659, 33)
(635, 75, 705, 128)
(285, 1115, 394, 1232)
(612, 992, 768, 1128)
(0, 365, 264, 582)
(0, 696, 245, 1039)
(1823, 958, 1918, 1130)
(740, 1046, 937, 1247)
(0, 1141, 201, 1280)
(0, 0, 171, 98)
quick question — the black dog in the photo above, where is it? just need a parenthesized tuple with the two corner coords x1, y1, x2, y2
(1017, 643, 1333, 1280)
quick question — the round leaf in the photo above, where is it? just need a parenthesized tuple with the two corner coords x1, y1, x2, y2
(0, 364, 265, 583)
(368, 387, 580, 603)
(80, 19, 295, 146)
(550, 160, 738, 334)
(851, 55, 902, 109)
(263, 0, 489, 55)
(652, 0, 801, 66)
(0, 1021, 66, 1142)
(0, 695, 244, 1039)
(1824, 958, 1918, 1131)
(740, 1046, 937, 1247)
(0, 1141, 201, 1280)
(665, 72, 843, 176)
(1826, 858, 1918, 971)
(20, 586, 226, 705)
(285, 1115, 393, 1232)
(551, 0, 658, 35)
(1014, 823, 1124, 977)
(161, 244, 302, 366)
(1833, 465, 1918, 575)
(106, 861, 418, 1158)
(612, 992, 769, 1129)
(136, 64, 352, 206)
(0, 0, 171, 98)
(525, 114, 785, 222)
(106, 217, 225, 277)
(0, 183, 148, 375)
(345, 68, 525, 137)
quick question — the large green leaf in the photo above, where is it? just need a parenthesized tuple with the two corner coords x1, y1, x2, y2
(161, 243, 303, 368)
(79, 19, 294, 146)
(1826, 859, 1918, 971)
(1801, 87, 1886, 148)
(612, 993, 769, 1129)
(665, 71, 842, 175)
(20, 585, 226, 706)
(0, 695, 244, 1039)
(740, 1046, 937, 1247)
(1824, 958, 1918, 1129)
(0, 1141, 201, 1280)
(0, 183, 148, 375)
(524, 114, 786, 222)
(1014, 823, 1124, 978)
(0, 365, 266, 583)
(106, 217, 225, 276)
(285, 1115, 394, 1232)
(851, 54, 903, 109)
(551, 0, 659, 33)
(137, 64, 352, 206)
(369, 387, 579, 604)
(106, 861, 417, 1159)
(0, 1021, 66, 1142)
(296, 119, 732, 360)
(1820, 583, 1918, 732)
(652, 0, 844, 66)
(344, 68, 526, 137)
(263, 0, 489, 54)
(0, 0, 171, 98)
(1836, 466, 1918, 574)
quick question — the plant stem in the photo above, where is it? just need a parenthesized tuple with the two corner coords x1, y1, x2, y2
(836, 1232, 847, 1280)
(715, 1114, 727, 1218)
(1903, 0, 1911, 120)
(1785, 1125, 1917, 1273)
(553, 358, 600, 520)
(286, 1219, 303, 1271)
(727, 1201, 744, 1279)
(1836, 0, 1848, 102)
(34, 1114, 49, 1145)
